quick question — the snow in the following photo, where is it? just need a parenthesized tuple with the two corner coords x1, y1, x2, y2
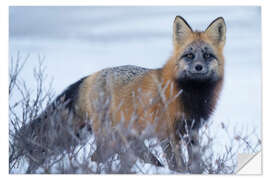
(9, 6, 261, 173)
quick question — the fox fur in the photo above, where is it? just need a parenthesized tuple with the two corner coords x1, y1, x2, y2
(25, 16, 226, 172)
(73, 16, 226, 138)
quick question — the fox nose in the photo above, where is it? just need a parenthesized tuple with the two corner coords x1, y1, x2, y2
(195, 64, 203, 71)
(192, 63, 207, 73)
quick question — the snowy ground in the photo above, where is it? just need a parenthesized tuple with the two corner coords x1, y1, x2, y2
(9, 6, 262, 173)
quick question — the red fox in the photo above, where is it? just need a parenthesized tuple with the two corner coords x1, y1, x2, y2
(22, 16, 226, 172)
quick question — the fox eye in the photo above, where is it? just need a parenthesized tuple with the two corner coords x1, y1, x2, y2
(203, 53, 212, 59)
(185, 53, 195, 59)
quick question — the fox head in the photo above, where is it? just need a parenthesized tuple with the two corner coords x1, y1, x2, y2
(171, 16, 226, 86)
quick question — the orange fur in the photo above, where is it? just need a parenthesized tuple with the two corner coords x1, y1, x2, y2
(75, 16, 226, 150)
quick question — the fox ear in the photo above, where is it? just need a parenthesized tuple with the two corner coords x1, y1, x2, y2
(205, 17, 226, 46)
(173, 16, 193, 45)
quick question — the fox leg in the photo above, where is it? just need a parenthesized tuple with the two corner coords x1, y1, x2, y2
(116, 135, 163, 168)
(127, 136, 163, 167)
(91, 134, 163, 172)
(117, 139, 163, 173)
(161, 138, 184, 172)
(161, 139, 177, 169)
(186, 130, 203, 173)
(91, 135, 117, 165)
